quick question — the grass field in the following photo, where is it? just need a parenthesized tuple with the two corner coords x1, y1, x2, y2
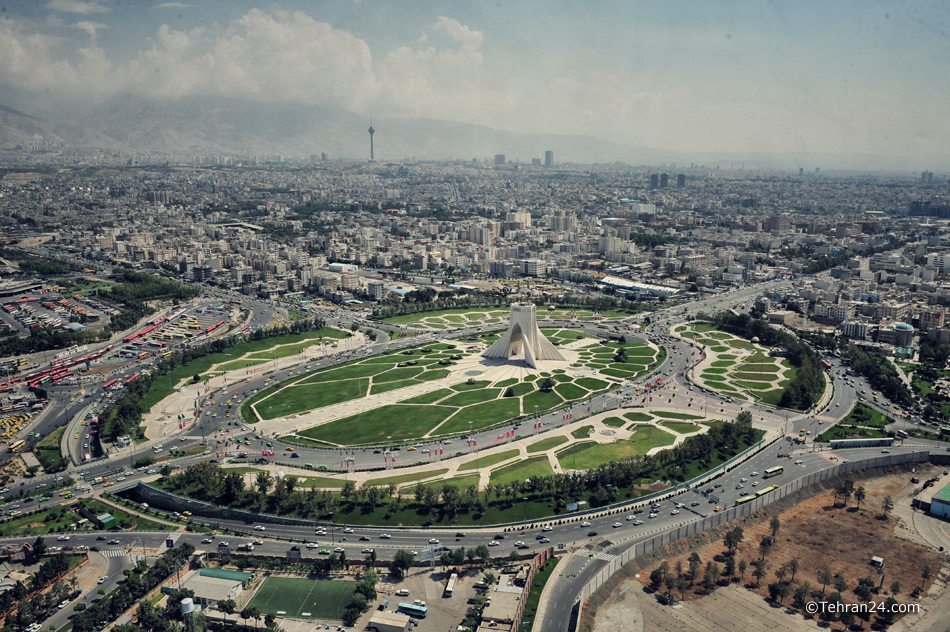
(298, 404, 455, 444)
(366, 468, 448, 487)
(247, 577, 357, 620)
(661, 421, 701, 434)
(489, 456, 554, 486)
(571, 425, 593, 439)
(652, 411, 703, 420)
(458, 449, 519, 471)
(526, 436, 569, 453)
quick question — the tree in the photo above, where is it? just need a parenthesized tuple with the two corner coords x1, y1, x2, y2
(688, 552, 702, 586)
(649, 562, 669, 591)
(833, 572, 849, 593)
(738, 559, 747, 580)
(920, 565, 931, 590)
(758, 537, 771, 561)
(703, 561, 721, 590)
(389, 550, 415, 578)
(218, 599, 236, 624)
(193, 373, 200, 383)
(31, 536, 47, 561)
(751, 560, 768, 587)
(769, 516, 781, 538)
(540, 378, 556, 392)
(854, 485, 866, 508)
(788, 558, 799, 582)
(724, 555, 736, 579)
(890, 580, 900, 596)
(254, 471, 273, 496)
(792, 582, 811, 610)
(504, 387, 515, 397)
(818, 568, 832, 596)
(768, 581, 790, 604)
(723, 526, 743, 554)
(882, 495, 894, 519)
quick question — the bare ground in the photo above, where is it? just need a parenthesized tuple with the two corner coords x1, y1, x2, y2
(592, 464, 947, 632)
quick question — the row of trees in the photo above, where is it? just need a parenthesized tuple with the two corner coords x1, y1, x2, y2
(0, 547, 79, 631)
(100, 316, 327, 440)
(839, 342, 913, 407)
(156, 414, 758, 524)
(712, 312, 825, 410)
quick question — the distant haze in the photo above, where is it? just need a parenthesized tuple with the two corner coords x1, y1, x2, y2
(1, 1, 949, 169)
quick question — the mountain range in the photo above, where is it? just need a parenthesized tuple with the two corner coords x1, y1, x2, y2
(1, 97, 946, 171)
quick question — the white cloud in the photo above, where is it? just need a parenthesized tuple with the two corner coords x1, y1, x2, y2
(154, 2, 196, 9)
(73, 20, 108, 44)
(46, 0, 110, 14)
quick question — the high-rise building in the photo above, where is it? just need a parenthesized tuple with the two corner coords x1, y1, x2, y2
(764, 215, 791, 233)
(660, 173, 669, 188)
(494, 154, 506, 165)
(544, 150, 554, 167)
(649, 174, 659, 189)
(676, 174, 686, 187)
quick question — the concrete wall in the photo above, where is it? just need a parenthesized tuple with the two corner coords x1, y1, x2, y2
(572, 450, 936, 631)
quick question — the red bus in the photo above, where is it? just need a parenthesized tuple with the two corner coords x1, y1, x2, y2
(103, 379, 119, 390)
(124, 373, 139, 385)
(820, 359, 832, 370)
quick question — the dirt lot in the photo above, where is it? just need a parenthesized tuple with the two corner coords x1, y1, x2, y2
(595, 464, 947, 632)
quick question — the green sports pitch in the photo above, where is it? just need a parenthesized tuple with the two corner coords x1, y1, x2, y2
(247, 577, 357, 620)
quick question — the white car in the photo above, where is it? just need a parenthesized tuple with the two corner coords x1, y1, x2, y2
(428, 538, 440, 544)
(380, 534, 391, 539)
(344, 527, 354, 533)
(740, 478, 747, 483)
(57, 535, 70, 541)
(306, 542, 319, 549)
(795, 459, 803, 464)
(201, 538, 213, 544)
(626, 515, 634, 521)
(58, 600, 70, 609)
(612, 522, 622, 528)
(671, 510, 680, 515)
(98, 575, 109, 584)
(254, 525, 265, 531)
(487, 541, 499, 547)
(541, 526, 553, 532)
(752, 481, 759, 486)
(580, 521, 591, 527)
(751, 472, 758, 476)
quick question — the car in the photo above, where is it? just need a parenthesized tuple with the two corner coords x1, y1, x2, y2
(541, 526, 553, 532)
(612, 522, 622, 528)
(587, 531, 598, 537)
(494, 534, 505, 539)
(254, 525, 265, 531)
(740, 478, 747, 483)
(487, 541, 499, 546)
(359, 536, 370, 541)
(98, 575, 108, 584)
(649, 513, 658, 519)
(362, 548, 374, 554)
(318, 548, 331, 555)
(380, 534, 391, 539)
(539, 537, 550, 543)
(96, 535, 107, 541)
(691, 501, 700, 506)
(344, 527, 354, 534)
(580, 521, 591, 527)
(714, 483, 722, 488)
(306, 542, 319, 549)
(455, 531, 466, 537)
(714, 506, 722, 512)
(633, 519, 644, 525)
(201, 538, 213, 544)
(59, 600, 70, 609)
(57, 535, 70, 541)
(334, 547, 345, 553)
(736, 484, 744, 489)
(90, 546, 100, 552)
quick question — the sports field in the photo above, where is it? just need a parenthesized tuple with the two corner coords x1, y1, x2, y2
(247, 577, 357, 620)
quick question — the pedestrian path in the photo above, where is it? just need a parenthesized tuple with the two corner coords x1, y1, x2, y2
(97, 549, 129, 558)
(592, 551, 618, 562)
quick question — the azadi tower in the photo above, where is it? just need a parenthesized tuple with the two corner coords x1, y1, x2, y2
(482, 303, 566, 369)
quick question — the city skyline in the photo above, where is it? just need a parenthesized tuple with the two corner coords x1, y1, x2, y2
(1, 1, 949, 165)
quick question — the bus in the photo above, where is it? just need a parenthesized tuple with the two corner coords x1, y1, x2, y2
(103, 379, 119, 390)
(735, 495, 756, 505)
(397, 603, 428, 619)
(444, 573, 458, 598)
(763, 466, 784, 478)
(8, 439, 25, 453)
(137, 352, 149, 360)
(755, 484, 779, 498)
(125, 373, 139, 385)
(821, 359, 832, 370)
(895, 430, 908, 439)
(160, 350, 173, 358)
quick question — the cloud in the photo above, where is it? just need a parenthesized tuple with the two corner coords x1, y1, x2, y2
(73, 20, 108, 44)
(154, 2, 195, 9)
(46, 0, 110, 14)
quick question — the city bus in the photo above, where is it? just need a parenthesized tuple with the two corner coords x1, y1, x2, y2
(755, 484, 779, 498)
(160, 350, 173, 358)
(735, 494, 756, 506)
(895, 429, 908, 439)
(103, 379, 119, 390)
(397, 603, 428, 619)
(444, 573, 458, 598)
(8, 439, 25, 453)
(763, 466, 784, 479)
(820, 359, 832, 370)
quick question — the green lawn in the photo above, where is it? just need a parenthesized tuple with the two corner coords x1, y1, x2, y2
(522, 390, 563, 414)
(247, 577, 357, 620)
(602, 417, 627, 428)
(253, 378, 369, 419)
(422, 474, 480, 490)
(554, 382, 588, 400)
(298, 405, 455, 445)
(458, 449, 519, 471)
(402, 389, 454, 404)
(440, 389, 502, 407)
(526, 436, 569, 453)
(489, 456, 554, 486)
(651, 411, 703, 420)
(623, 412, 654, 422)
(435, 398, 523, 435)
(661, 421, 701, 434)
(575, 377, 609, 391)
(571, 425, 593, 439)
(366, 469, 448, 487)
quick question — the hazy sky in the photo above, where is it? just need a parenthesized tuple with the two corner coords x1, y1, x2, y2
(2, 0, 949, 158)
